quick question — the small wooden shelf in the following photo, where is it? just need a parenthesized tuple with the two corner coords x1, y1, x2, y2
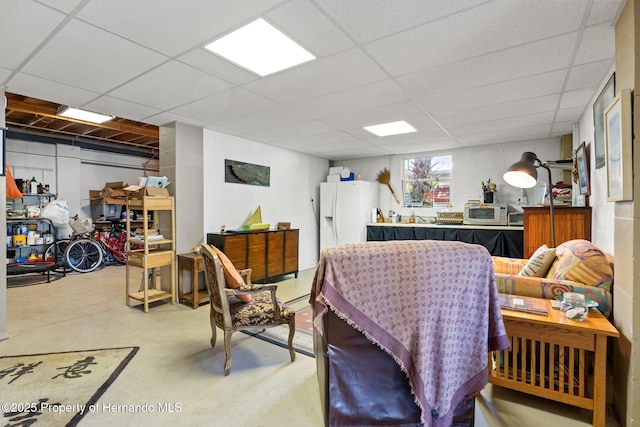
(125, 195, 176, 312)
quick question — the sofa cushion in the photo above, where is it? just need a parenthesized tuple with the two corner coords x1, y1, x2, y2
(210, 245, 252, 302)
(548, 239, 613, 291)
(518, 244, 556, 277)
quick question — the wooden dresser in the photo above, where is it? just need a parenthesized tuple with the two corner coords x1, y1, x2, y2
(207, 229, 299, 282)
(523, 206, 591, 257)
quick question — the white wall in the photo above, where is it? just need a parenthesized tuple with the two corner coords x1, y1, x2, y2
(203, 129, 329, 270)
(335, 138, 563, 219)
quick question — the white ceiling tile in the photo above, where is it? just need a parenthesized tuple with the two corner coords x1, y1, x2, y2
(448, 112, 555, 137)
(433, 95, 559, 127)
(243, 48, 387, 104)
(266, 0, 354, 56)
(565, 61, 613, 92)
(315, 0, 486, 43)
(364, 0, 586, 76)
(109, 61, 232, 110)
(321, 100, 435, 130)
(214, 105, 311, 133)
(83, 96, 162, 122)
(171, 88, 275, 122)
(396, 34, 576, 98)
(177, 49, 258, 86)
(294, 79, 411, 119)
(551, 121, 576, 136)
(372, 138, 462, 155)
(258, 120, 337, 140)
(587, 0, 625, 26)
(5, 72, 99, 107)
(575, 23, 616, 65)
(555, 107, 585, 123)
(76, 0, 287, 56)
(456, 125, 553, 146)
(21, 19, 167, 93)
(559, 88, 598, 110)
(37, 0, 84, 13)
(0, 66, 11, 82)
(0, 0, 66, 69)
(417, 71, 566, 115)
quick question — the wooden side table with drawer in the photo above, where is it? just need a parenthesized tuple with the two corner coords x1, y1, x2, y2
(177, 253, 208, 309)
(488, 296, 619, 427)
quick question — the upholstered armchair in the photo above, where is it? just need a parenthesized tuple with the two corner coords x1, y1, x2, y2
(493, 239, 614, 317)
(200, 243, 296, 375)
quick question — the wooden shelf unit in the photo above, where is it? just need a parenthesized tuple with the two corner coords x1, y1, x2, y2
(207, 229, 299, 282)
(523, 206, 591, 257)
(125, 195, 176, 312)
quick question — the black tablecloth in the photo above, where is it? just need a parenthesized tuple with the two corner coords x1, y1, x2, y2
(367, 225, 523, 258)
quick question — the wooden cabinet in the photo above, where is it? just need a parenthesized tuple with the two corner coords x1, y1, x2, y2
(125, 195, 176, 312)
(523, 206, 591, 257)
(207, 229, 299, 282)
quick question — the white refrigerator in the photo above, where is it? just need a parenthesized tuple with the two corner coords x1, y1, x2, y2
(320, 180, 379, 254)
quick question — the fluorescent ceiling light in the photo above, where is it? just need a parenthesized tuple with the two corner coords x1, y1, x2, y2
(58, 107, 113, 124)
(364, 120, 417, 137)
(204, 18, 315, 76)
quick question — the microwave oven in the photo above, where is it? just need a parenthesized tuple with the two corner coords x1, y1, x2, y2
(463, 204, 507, 225)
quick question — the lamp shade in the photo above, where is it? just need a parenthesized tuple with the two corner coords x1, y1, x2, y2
(503, 152, 539, 188)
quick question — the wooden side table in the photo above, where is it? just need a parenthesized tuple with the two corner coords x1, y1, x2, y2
(177, 253, 208, 309)
(489, 296, 619, 427)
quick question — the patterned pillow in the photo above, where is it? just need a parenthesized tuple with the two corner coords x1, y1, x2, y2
(518, 244, 556, 277)
(552, 239, 613, 291)
(209, 245, 252, 302)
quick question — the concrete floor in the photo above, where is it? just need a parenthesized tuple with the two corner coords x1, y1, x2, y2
(3, 265, 621, 426)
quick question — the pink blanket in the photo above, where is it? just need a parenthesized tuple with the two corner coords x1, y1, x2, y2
(311, 240, 508, 427)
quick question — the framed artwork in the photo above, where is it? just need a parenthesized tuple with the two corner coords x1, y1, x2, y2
(604, 89, 633, 202)
(593, 73, 615, 169)
(224, 159, 270, 187)
(575, 141, 590, 196)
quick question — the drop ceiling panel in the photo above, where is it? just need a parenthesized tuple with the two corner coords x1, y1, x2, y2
(0, 1, 66, 69)
(364, 0, 586, 77)
(5, 72, 100, 107)
(433, 95, 560, 127)
(417, 71, 566, 115)
(83, 96, 163, 122)
(574, 23, 616, 65)
(76, 0, 287, 56)
(456, 125, 553, 146)
(565, 61, 613, 91)
(559, 88, 599, 110)
(449, 111, 556, 137)
(294, 79, 411, 119)
(171, 88, 275, 122)
(321, 100, 437, 130)
(177, 49, 259, 86)
(316, 0, 489, 44)
(109, 60, 232, 110)
(21, 19, 167, 93)
(243, 48, 387, 104)
(266, 0, 354, 56)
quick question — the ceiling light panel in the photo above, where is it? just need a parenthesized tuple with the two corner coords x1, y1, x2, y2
(58, 107, 114, 124)
(204, 18, 315, 76)
(364, 120, 417, 137)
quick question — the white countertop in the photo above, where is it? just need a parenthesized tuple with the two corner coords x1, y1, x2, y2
(367, 222, 523, 231)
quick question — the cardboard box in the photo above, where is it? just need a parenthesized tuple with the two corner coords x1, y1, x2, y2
(124, 185, 171, 198)
(277, 222, 291, 230)
(89, 182, 128, 204)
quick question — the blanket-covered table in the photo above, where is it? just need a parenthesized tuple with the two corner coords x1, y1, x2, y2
(311, 240, 509, 427)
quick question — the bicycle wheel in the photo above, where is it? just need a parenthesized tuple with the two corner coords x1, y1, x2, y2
(65, 238, 104, 273)
(43, 239, 73, 273)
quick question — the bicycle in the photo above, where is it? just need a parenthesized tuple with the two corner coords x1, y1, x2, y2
(63, 217, 129, 273)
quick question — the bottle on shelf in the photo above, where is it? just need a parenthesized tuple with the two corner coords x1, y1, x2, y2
(29, 177, 37, 194)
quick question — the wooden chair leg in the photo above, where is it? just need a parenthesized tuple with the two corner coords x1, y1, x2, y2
(224, 330, 233, 375)
(287, 318, 296, 362)
(210, 312, 217, 348)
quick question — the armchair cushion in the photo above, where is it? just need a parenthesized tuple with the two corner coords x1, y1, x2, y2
(549, 239, 613, 291)
(518, 244, 556, 277)
(210, 245, 252, 302)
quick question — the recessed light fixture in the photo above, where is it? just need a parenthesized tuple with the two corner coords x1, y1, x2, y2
(364, 120, 417, 137)
(58, 106, 114, 124)
(204, 18, 315, 77)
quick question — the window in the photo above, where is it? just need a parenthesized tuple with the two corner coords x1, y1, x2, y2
(402, 155, 451, 207)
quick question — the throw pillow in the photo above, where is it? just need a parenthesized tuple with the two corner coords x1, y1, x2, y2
(209, 245, 252, 302)
(518, 244, 556, 277)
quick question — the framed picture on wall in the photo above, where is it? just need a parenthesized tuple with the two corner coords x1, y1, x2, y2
(593, 73, 615, 169)
(575, 141, 590, 196)
(604, 89, 633, 202)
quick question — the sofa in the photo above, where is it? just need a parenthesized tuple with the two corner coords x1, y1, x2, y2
(492, 239, 613, 317)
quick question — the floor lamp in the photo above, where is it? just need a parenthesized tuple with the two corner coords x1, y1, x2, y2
(503, 152, 556, 247)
